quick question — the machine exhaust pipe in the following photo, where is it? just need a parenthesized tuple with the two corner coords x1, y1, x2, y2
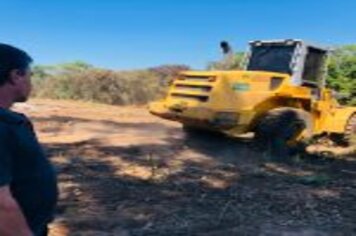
(220, 41, 234, 69)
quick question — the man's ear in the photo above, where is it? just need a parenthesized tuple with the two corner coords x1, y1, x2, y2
(8, 69, 23, 85)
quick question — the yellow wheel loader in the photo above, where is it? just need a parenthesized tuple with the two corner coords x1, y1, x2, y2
(149, 39, 356, 151)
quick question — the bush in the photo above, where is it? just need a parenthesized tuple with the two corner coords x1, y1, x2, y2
(32, 62, 189, 105)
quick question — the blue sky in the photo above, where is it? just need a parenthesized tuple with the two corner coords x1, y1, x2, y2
(0, 0, 355, 70)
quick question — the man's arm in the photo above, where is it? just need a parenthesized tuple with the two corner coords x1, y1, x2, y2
(0, 186, 33, 236)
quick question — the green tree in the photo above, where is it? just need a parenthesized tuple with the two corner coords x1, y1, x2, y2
(327, 45, 356, 105)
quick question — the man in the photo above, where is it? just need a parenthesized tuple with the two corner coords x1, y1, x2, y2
(0, 44, 58, 236)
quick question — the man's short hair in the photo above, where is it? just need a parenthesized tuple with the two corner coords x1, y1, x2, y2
(0, 43, 33, 86)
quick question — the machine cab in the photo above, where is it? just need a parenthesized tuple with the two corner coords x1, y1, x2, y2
(245, 39, 330, 89)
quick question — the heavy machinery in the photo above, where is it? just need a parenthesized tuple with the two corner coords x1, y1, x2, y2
(149, 39, 356, 150)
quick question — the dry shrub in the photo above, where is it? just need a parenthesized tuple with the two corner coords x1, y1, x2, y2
(32, 63, 189, 105)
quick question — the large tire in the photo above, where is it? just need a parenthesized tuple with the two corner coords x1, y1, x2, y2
(344, 113, 356, 146)
(254, 108, 313, 158)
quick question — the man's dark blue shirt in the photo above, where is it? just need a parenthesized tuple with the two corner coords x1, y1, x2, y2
(0, 108, 58, 236)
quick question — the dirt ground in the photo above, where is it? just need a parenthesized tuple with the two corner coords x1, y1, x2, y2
(14, 99, 356, 236)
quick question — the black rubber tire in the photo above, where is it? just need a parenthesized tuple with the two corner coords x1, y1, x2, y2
(254, 108, 312, 158)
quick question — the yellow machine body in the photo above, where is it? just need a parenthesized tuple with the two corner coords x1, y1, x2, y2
(149, 70, 356, 138)
(149, 40, 356, 141)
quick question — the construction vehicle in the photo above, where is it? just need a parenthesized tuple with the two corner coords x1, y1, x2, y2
(149, 39, 356, 151)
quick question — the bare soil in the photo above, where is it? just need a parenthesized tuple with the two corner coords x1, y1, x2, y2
(14, 99, 356, 236)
